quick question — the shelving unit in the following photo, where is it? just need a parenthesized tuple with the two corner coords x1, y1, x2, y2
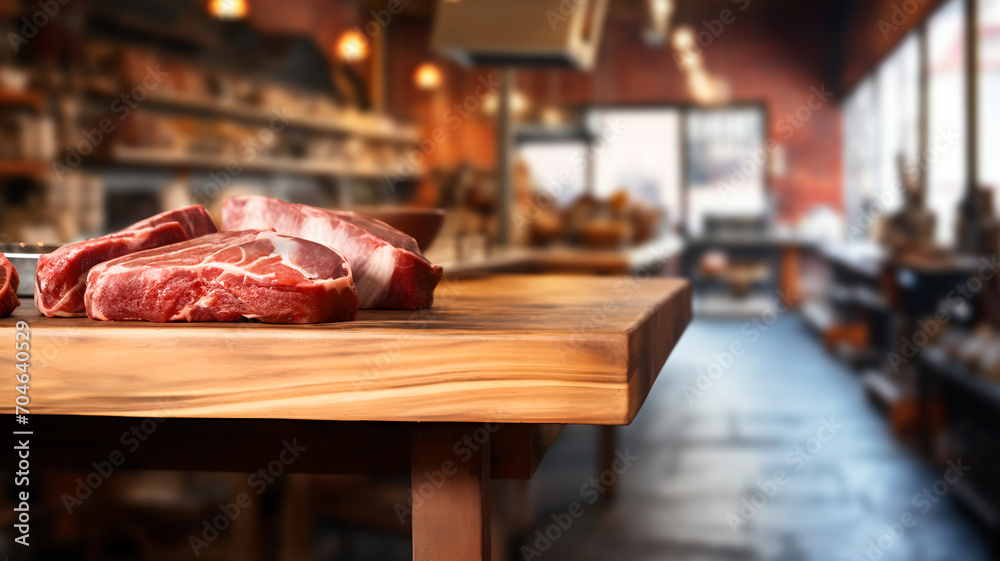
(1, 2, 425, 243)
(0, 89, 44, 109)
(0, 159, 48, 177)
(917, 347, 1000, 536)
(86, 84, 421, 144)
(108, 146, 414, 180)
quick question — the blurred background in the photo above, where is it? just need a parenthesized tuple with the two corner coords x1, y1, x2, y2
(3, 0, 1000, 559)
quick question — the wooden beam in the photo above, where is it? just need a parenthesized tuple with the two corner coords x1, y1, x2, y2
(2, 415, 561, 480)
(412, 423, 491, 561)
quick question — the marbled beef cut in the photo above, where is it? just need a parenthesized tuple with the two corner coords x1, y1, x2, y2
(222, 196, 442, 309)
(35, 224, 190, 317)
(84, 230, 358, 324)
(0, 253, 20, 318)
(34, 205, 217, 317)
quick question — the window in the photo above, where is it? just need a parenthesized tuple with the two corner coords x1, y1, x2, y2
(588, 108, 682, 227)
(927, 0, 967, 247)
(843, 77, 879, 239)
(519, 108, 683, 230)
(980, 0, 1000, 214)
(876, 34, 921, 213)
(518, 141, 589, 208)
(683, 108, 767, 236)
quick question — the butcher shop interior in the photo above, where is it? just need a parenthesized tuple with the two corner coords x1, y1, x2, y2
(2, 0, 1000, 559)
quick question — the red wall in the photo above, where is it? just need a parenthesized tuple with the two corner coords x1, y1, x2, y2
(842, 0, 951, 91)
(386, 11, 845, 223)
(249, 2, 848, 223)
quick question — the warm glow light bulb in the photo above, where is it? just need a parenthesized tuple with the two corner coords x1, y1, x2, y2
(336, 30, 369, 63)
(541, 106, 563, 126)
(481, 90, 529, 116)
(208, 0, 247, 19)
(672, 26, 695, 51)
(650, 0, 673, 23)
(414, 63, 443, 90)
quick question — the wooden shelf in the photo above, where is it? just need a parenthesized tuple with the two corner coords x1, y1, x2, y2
(0, 159, 49, 177)
(862, 368, 901, 407)
(920, 347, 1000, 411)
(108, 146, 421, 180)
(0, 89, 45, 109)
(87, 84, 420, 144)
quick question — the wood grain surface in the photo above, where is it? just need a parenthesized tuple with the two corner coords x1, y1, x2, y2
(0, 274, 690, 424)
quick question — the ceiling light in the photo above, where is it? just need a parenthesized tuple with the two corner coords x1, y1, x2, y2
(540, 106, 564, 126)
(335, 30, 369, 63)
(672, 26, 695, 51)
(208, 0, 247, 20)
(414, 63, 443, 90)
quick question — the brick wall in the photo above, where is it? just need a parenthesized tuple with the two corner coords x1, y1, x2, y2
(249, 1, 851, 223)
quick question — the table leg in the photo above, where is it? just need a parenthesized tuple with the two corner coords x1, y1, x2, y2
(599, 425, 617, 503)
(412, 423, 492, 561)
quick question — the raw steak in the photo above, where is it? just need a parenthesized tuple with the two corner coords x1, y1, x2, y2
(222, 196, 443, 309)
(1, 253, 20, 318)
(34, 205, 218, 317)
(125, 205, 218, 238)
(85, 230, 358, 324)
(35, 223, 190, 317)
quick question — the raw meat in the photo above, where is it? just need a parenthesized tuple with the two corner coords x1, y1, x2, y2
(1, 253, 20, 318)
(222, 196, 442, 309)
(34, 206, 218, 317)
(125, 205, 218, 238)
(35, 223, 190, 317)
(84, 230, 358, 324)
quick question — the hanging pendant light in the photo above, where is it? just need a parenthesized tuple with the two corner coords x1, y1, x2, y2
(208, 0, 248, 20)
(414, 62, 443, 90)
(335, 29, 370, 63)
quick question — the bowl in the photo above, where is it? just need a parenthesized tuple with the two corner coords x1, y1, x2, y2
(353, 207, 446, 253)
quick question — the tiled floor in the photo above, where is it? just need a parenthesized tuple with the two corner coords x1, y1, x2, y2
(517, 315, 992, 561)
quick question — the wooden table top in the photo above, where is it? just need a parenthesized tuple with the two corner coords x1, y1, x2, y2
(2, 274, 690, 424)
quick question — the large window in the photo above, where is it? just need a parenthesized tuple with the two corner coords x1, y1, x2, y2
(877, 35, 921, 212)
(519, 108, 684, 232)
(518, 141, 589, 208)
(843, 77, 879, 239)
(587, 108, 682, 227)
(927, 0, 968, 247)
(980, 0, 1000, 214)
(684, 108, 767, 236)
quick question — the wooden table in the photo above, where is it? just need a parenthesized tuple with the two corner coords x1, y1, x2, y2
(1, 274, 691, 560)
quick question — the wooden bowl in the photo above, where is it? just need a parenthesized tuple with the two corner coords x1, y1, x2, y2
(354, 207, 446, 253)
(577, 219, 633, 249)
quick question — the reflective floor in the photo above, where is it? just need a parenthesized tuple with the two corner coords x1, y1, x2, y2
(519, 315, 992, 561)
